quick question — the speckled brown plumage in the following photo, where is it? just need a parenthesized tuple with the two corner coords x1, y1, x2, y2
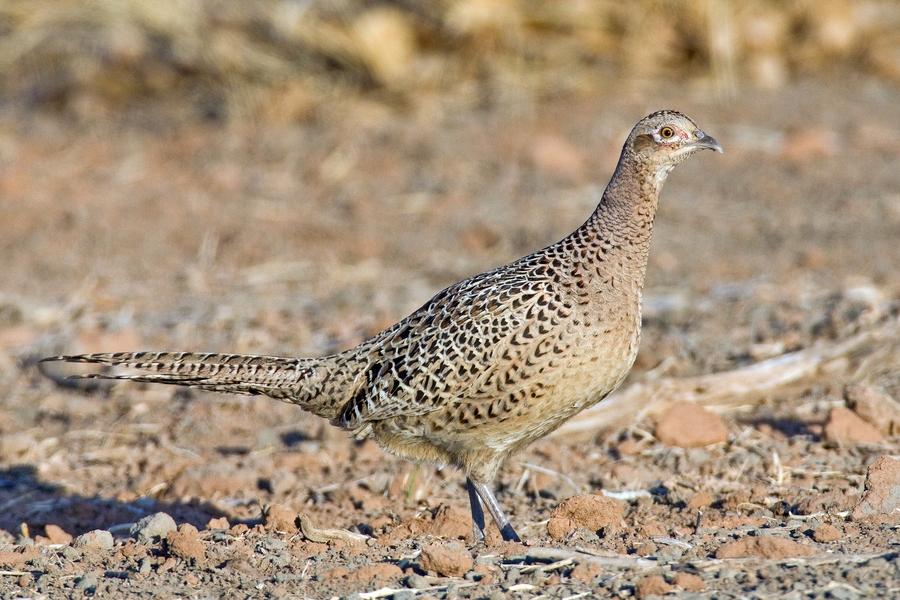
(44, 111, 721, 542)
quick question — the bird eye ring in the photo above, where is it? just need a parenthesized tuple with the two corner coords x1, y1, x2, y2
(659, 126, 675, 139)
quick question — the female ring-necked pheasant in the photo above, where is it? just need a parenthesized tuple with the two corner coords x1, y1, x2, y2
(45, 111, 721, 543)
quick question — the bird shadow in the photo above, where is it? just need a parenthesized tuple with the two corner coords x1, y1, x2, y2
(737, 415, 819, 440)
(0, 464, 235, 540)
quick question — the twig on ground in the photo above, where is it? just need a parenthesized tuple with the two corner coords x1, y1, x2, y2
(515, 546, 655, 569)
(297, 514, 368, 545)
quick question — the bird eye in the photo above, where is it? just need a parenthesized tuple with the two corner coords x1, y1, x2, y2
(659, 126, 675, 139)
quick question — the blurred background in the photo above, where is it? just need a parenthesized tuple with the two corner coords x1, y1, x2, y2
(2, 0, 900, 121)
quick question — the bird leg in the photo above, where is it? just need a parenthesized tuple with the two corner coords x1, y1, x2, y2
(466, 477, 486, 542)
(470, 479, 521, 542)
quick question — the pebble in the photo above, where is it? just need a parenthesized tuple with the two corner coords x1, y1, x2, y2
(130, 512, 177, 543)
(672, 572, 706, 591)
(812, 523, 842, 543)
(75, 572, 99, 591)
(404, 573, 430, 589)
(61, 546, 81, 561)
(73, 529, 114, 551)
(259, 536, 287, 551)
(44, 524, 73, 545)
(165, 528, 206, 563)
(634, 575, 672, 598)
(139, 558, 152, 574)
(655, 401, 729, 448)
(547, 494, 624, 540)
(419, 541, 473, 577)
(264, 504, 300, 534)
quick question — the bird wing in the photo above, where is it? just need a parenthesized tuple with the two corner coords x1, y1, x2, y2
(337, 259, 571, 428)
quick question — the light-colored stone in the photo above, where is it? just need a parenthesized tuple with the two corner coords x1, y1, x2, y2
(130, 512, 177, 543)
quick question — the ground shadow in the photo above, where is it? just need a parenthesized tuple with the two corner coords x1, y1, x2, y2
(0, 465, 232, 539)
(737, 415, 818, 440)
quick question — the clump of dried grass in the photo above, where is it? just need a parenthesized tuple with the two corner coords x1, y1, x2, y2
(0, 0, 897, 122)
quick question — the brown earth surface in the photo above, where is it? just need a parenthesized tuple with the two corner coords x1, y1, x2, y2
(3, 74, 900, 598)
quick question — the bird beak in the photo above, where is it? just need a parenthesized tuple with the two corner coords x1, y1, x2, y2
(691, 133, 723, 153)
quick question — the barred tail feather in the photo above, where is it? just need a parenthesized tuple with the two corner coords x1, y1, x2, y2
(42, 351, 326, 405)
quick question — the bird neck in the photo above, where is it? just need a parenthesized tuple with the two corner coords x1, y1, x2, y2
(578, 154, 666, 259)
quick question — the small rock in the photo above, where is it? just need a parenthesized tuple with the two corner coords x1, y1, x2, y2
(404, 573, 430, 589)
(44, 524, 73, 545)
(177, 523, 199, 536)
(139, 557, 152, 574)
(672, 572, 706, 591)
(824, 407, 882, 445)
(687, 491, 714, 510)
(206, 517, 229, 530)
(419, 541, 473, 577)
(260, 536, 287, 551)
(851, 456, 900, 523)
(62, 546, 80, 561)
(264, 505, 299, 534)
(165, 529, 205, 564)
(428, 505, 471, 540)
(845, 384, 900, 437)
(547, 494, 624, 540)
(715, 537, 817, 559)
(74, 572, 98, 591)
(72, 530, 114, 551)
(812, 523, 842, 543)
(157, 557, 177, 573)
(655, 402, 729, 448)
(635, 575, 672, 599)
(130, 513, 177, 543)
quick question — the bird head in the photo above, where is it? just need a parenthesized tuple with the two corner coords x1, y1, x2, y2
(627, 110, 722, 167)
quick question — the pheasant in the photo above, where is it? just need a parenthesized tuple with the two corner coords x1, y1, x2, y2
(44, 111, 721, 543)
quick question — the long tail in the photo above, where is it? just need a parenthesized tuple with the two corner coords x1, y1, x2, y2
(41, 351, 354, 419)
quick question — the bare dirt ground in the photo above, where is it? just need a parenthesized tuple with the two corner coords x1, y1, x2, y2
(3, 74, 900, 599)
